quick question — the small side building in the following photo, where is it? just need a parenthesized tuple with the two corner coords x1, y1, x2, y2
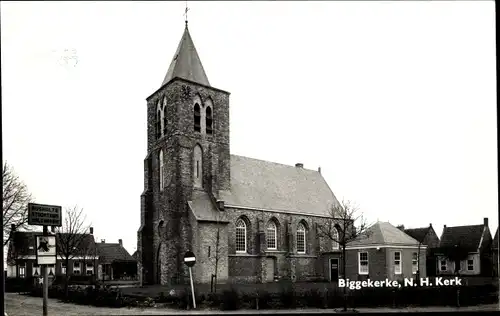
(345, 221, 426, 282)
(97, 239, 137, 281)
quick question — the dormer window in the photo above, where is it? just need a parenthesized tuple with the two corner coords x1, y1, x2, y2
(194, 103, 201, 132)
(206, 106, 213, 135)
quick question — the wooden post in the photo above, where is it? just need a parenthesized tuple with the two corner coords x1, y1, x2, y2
(42, 225, 49, 316)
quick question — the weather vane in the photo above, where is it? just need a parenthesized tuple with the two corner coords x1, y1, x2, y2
(184, 1, 189, 26)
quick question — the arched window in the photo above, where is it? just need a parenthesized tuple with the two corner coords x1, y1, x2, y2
(162, 97, 167, 136)
(156, 100, 162, 139)
(193, 145, 203, 188)
(160, 109, 165, 138)
(159, 150, 164, 191)
(156, 110, 161, 139)
(296, 223, 306, 254)
(332, 228, 339, 250)
(266, 220, 277, 250)
(194, 103, 201, 132)
(206, 106, 213, 135)
(235, 219, 247, 253)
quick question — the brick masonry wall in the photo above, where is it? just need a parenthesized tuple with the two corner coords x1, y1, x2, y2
(345, 247, 426, 281)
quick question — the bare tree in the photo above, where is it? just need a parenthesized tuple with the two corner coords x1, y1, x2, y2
(207, 210, 228, 293)
(54, 206, 91, 296)
(317, 199, 371, 312)
(3, 162, 34, 246)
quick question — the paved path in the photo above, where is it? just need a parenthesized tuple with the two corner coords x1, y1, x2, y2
(4, 293, 499, 315)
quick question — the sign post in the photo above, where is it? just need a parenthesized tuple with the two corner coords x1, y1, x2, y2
(28, 203, 62, 316)
(183, 251, 197, 309)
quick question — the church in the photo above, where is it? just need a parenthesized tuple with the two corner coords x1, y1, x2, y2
(137, 21, 344, 285)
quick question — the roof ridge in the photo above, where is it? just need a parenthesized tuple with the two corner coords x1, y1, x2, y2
(231, 154, 319, 172)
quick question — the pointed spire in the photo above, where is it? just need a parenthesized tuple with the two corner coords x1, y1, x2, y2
(161, 9, 210, 87)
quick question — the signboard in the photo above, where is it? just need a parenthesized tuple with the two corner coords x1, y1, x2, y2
(36, 235, 56, 265)
(183, 251, 196, 267)
(28, 203, 62, 227)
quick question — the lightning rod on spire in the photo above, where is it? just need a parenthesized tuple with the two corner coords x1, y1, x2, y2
(184, 1, 189, 27)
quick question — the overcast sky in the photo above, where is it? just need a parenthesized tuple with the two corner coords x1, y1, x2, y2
(2, 1, 497, 255)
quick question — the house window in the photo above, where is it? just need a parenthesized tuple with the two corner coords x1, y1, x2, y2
(359, 252, 369, 275)
(266, 221, 277, 250)
(235, 219, 247, 253)
(193, 145, 203, 188)
(61, 262, 67, 275)
(206, 106, 213, 135)
(440, 260, 447, 271)
(86, 263, 94, 275)
(159, 150, 164, 191)
(296, 223, 306, 254)
(17, 263, 26, 278)
(332, 228, 339, 250)
(48, 264, 55, 276)
(467, 259, 474, 271)
(394, 251, 402, 275)
(73, 262, 81, 275)
(33, 263, 41, 277)
(194, 103, 201, 132)
(412, 252, 418, 274)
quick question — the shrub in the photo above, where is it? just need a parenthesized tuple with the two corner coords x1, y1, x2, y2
(219, 288, 240, 310)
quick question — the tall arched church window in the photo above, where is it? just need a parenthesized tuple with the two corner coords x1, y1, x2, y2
(206, 106, 213, 135)
(194, 103, 201, 132)
(235, 219, 247, 253)
(193, 145, 203, 188)
(296, 223, 306, 254)
(159, 150, 164, 191)
(156, 100, 162, 139)
(266, 221, 277, 250)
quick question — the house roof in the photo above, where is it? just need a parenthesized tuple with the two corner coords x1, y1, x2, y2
(8, 231, 95, 257)
(439, 224, 485, 252)
(404, 227, 430, 243)
(161, 23, 210, 87)
(188, 190, 229, 223)
(217, 155, 340, 217)
(347, 221, 420, 247)
(96, 243, 136, 264)
(492, 227, 498, 249)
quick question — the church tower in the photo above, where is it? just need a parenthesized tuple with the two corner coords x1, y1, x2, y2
(137, 21, 231, 285)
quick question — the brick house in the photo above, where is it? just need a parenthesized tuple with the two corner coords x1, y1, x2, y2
(435, 218, 493, 276)
(6, 227, 98, 284)
(345, 222, 426, 281)
(493, 227, 498, 277)
(401, 224, 440, 277)
(137, 22, 347, 285)
(97, 239, 137, 281)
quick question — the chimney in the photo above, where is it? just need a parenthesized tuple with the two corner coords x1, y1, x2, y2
(119, 239, 123, 246)
(429, 223, 432, 228)
(89, 227, 94, 235)
(396, 225, 405, 231)
(443, 225, 446, 230)
(295, 163, 303, 168)
(101, 239, 105, 243)
(318, 166, 321, 174)
(483, 217, 488, 226)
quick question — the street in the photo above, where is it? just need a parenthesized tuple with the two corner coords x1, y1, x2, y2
(4, 293, 499, 315)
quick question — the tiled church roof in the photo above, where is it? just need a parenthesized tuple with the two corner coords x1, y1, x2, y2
(219, 155, 340, 217)
(347, 221, 420, 247)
